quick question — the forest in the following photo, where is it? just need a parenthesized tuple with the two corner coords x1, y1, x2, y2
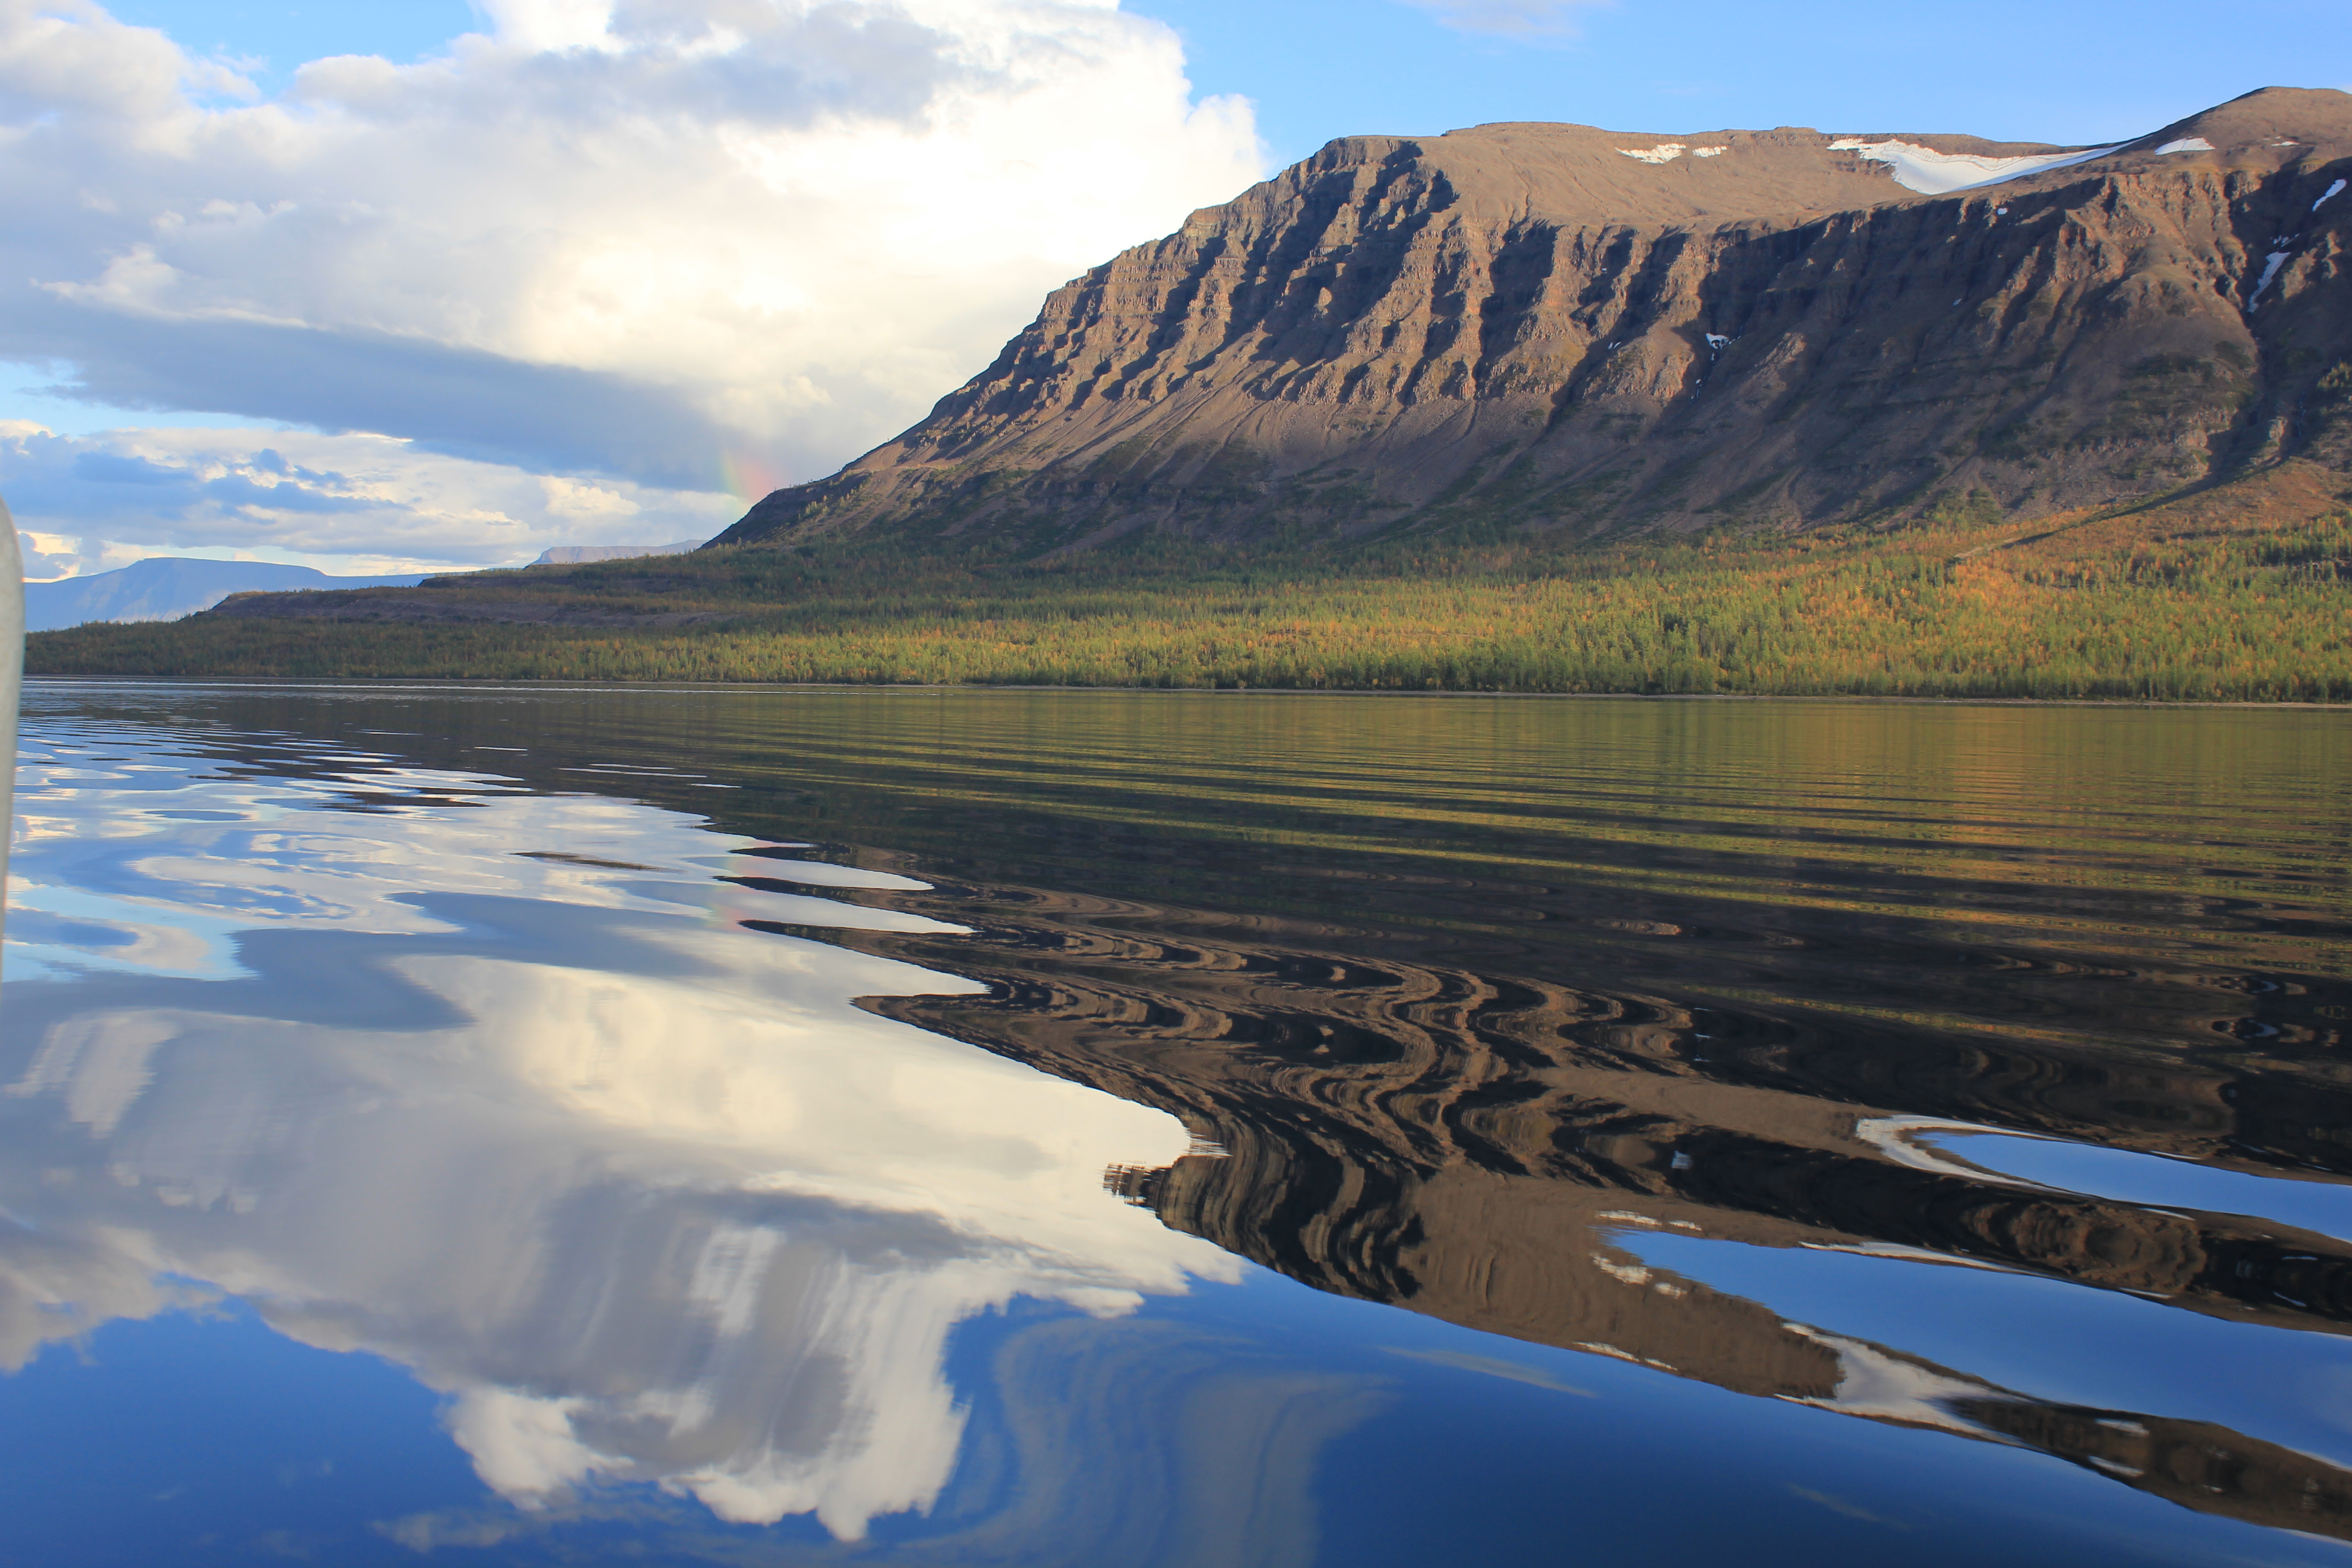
(28, 462, 2352, 702)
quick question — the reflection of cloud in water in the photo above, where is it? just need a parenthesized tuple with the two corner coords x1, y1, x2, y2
(0, 729, 1243, 1539)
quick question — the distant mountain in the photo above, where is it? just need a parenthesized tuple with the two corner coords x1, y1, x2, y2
(25, 558, 431, 632)
(531, 540, 705, 565)
(716, 86, 2352, 550)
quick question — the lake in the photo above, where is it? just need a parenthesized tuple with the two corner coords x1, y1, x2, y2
(3, 681, 2348, 1566)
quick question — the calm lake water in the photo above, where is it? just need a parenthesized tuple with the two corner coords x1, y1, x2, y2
(4, 681, 2350, 1566)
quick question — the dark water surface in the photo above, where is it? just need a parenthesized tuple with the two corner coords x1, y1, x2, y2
(5, 681, 2350, 1566)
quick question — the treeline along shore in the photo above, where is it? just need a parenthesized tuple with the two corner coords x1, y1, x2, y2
(27, 461, 2352, 701)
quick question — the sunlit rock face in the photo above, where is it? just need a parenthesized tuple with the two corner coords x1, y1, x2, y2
(0, 727, 1238, 1540)
(718, 87, 2352, 550)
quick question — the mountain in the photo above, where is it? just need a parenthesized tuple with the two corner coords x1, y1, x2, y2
(531, 540, 706, 565)
(25, 90, 2350, 702)
(716, 87, 2352, 552)
(24, 558, 430, 633)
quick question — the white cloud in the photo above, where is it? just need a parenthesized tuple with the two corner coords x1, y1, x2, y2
(1396, 0, 1612, 38)
(0, 420, 741, 575)
(0, 0, 1265, 570)
(1, 728, 1245, 1537)
(444, 1389, 620, 1502)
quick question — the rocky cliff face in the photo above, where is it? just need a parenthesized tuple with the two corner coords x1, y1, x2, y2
(718, 87, 2352, 550)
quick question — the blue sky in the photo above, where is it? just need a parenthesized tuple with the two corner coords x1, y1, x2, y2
(108, 0, 2352, 159)
(1139, 0, 2351, 162)
(0, 0, 2342, 576)
(103, 0, 479, 78)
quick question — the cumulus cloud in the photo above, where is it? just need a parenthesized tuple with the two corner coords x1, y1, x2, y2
(0, 0, 1264, 569)
(1396, 0, 1612, 38)
(0, 421, 740, 575)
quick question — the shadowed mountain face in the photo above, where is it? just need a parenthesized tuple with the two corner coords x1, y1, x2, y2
(719, 88, 2352, 551)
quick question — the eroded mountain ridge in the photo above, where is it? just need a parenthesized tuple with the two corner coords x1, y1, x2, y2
(719, 86, 2352, 550)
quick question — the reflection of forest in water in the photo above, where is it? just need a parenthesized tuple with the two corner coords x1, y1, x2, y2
(23, 683, 2352, 1542)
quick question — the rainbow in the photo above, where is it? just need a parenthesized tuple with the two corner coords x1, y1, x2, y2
(718, 449, 786, 506)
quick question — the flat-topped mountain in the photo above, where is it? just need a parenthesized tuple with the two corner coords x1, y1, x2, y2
(719, 87, 2352, 550)
(24, 557, 430, 632)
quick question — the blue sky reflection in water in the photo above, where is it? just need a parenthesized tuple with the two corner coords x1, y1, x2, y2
(2, 683, 2351, 1565)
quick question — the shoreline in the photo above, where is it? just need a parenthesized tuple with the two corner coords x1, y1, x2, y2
(23, 674, 2350, 712)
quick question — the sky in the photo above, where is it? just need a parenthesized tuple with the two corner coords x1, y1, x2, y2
(0, 0, 2343, 579)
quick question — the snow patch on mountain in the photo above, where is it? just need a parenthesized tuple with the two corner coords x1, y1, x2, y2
(1828, 138, 2117, 195)
(2249, 250, 2292, 304)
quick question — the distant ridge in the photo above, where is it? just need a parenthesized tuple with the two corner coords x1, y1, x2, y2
(25, 558, 430, 632)
(532, 540, 705, 565)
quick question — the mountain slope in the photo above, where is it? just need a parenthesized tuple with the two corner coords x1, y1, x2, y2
(24, 558, 429, 632)
(530, 540, 705, 565)
(718, 87, 2352, 552)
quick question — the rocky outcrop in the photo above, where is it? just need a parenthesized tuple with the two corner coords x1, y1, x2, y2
(718, 87, 2352, 551)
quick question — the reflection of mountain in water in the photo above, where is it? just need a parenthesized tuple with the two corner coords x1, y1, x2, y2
(14, 684, 2352, 1554)
(834, 870, 2352, 1541)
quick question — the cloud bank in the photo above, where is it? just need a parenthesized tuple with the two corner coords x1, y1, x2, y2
(0, 421, 742, 577)
(0, 0, 1264, 569)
